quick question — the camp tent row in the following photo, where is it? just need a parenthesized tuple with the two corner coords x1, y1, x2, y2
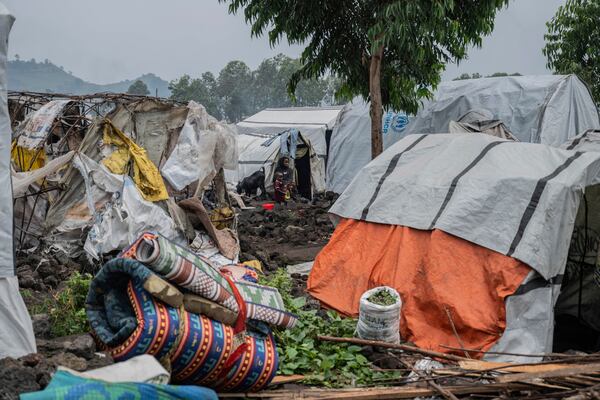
(232, 74, 600, 197)
(309, 131, 600, 362)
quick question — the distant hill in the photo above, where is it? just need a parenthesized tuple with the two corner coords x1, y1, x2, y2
(7, 59, 171, 97)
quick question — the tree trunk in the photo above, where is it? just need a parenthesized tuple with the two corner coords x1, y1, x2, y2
(369, 45, 384, 159)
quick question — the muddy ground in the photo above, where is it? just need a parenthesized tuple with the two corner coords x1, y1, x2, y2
(238, 193, 337, 272)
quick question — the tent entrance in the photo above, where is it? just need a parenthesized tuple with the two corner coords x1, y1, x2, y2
(295, 143, 312, 200)
(554, 185, 600, 353)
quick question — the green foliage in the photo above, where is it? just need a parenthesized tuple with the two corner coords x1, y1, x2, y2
(544, 0, 600, 102)
(25, 272, 92, 338)
(127, 79, 150, 96)
(169, 54, 338, 122)
(169, 73, 222, 119)
(221, 0, 508, 115)
(261, 270, 400, 387)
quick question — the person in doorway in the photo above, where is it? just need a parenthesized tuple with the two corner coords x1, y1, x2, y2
(273, 172, 287, 204)
(273, 156, 296, 197)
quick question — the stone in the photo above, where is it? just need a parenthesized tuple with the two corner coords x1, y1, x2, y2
(49, 352, 87, 371)
(31, 314, 51, 339)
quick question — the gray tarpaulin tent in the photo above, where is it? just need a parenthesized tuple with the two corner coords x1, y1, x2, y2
(326, 98, 409, 194)
(326, 75, 600, 195)
(0, 2, 36, 358)
(326, 133, 600, 361)
(406, 74, 600, 145)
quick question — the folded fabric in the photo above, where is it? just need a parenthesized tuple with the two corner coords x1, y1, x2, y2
(87, 261, 278, 392)
(122, 232, 297, 329)
(21, 370, 218, 400)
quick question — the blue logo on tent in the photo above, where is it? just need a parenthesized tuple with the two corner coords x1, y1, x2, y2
(383, 112, 409, 135)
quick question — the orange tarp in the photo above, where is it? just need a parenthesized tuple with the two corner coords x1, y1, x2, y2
(307, 218, 530, 357)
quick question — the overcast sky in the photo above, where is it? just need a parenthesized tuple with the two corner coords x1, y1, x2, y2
(3, 0, 565, 84)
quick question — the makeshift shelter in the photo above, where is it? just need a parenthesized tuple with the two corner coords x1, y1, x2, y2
(406, 74, 599, 145)
(10, 93, 239, 265)
(228, 131, 325, 198)
(0, 2, 37, 359)
(326, 98, 410, 194)
(309, 133, 600, 362)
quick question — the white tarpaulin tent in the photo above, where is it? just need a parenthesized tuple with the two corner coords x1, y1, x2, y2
(232, 106, 342, 193)
(406, 74, 600, 145)
(329, 133, 600, 360)
(237, 106, 343, 157)
(326, 98, 410, 194)
(227, 131, 326, 196)
(0, 2, 36, 359)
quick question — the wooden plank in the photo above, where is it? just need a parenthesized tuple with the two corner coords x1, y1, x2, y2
(220, 383, 532, 399)
(459, 359, 572, 374)
(269, 375, 305, 385)
(496, 363, 600, 383)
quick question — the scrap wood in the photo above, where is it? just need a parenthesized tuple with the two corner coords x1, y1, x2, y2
(269, 375, 305, 385)
(220, 383, 532, 399)
(440, 344, 591, 359)
(496, 362, 600, 383)
(459, 359, 580, 374)
(443, 307, 470, 359)
(317, 335, 469, 363)
(398, 359, 458, 400)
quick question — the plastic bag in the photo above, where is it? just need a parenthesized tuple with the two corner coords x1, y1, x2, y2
(356, 286, 402, 343)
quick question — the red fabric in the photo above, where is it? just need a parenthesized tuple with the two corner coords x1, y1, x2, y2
(273, 178, 286, 203)
(307, 218, 531, 357)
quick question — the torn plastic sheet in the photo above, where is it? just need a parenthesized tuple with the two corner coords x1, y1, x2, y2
(15, 100, 70, 149)
(161, 101, 238, 191)
(84, 176, 185, 261)
(12, 150, 75, 198)
(189, 231, 238, 267)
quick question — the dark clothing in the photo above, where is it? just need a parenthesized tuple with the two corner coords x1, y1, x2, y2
(273, 158, 294, 186)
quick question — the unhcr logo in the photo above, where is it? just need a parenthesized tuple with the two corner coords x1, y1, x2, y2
(382, 112, 409, 135)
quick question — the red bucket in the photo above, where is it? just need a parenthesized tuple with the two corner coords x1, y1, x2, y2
(262, 203, 275, 211)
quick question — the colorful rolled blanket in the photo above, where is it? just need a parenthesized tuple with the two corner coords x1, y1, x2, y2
(122, 232, 297, 329)
(86, 258, 279, 392)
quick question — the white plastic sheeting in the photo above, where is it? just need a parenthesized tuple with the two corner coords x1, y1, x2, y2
(405, 75, 600, 146)
(15, 100, 70, 149)
(12, 151, 75, 197)
(161, 101, 238, 192)
(77, 154, 184, 260)
(326, 98, 409, 194)
(0, 1, 36, 359)
(0, 276, 36, 358)
(330, 133, 600, 359)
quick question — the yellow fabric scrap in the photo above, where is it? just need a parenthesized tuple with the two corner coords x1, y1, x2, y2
(210, 206, 234, 230)
(11, 141, 46, 172)
(242, 260, 263, 273)
(101, 121, 168, 202)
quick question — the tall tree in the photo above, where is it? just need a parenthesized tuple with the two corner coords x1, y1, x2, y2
(217, 61, 253, 122)
(169, 73, 222, 119)
(127, 79, 150, 96)
(221, 0, 508, 158)
(544, 0, 600, 102)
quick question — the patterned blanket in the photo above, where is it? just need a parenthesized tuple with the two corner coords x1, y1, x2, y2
(122, 232, 297, 329)
(86, 258, 278, 392)
(21, 370, 218, 400)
